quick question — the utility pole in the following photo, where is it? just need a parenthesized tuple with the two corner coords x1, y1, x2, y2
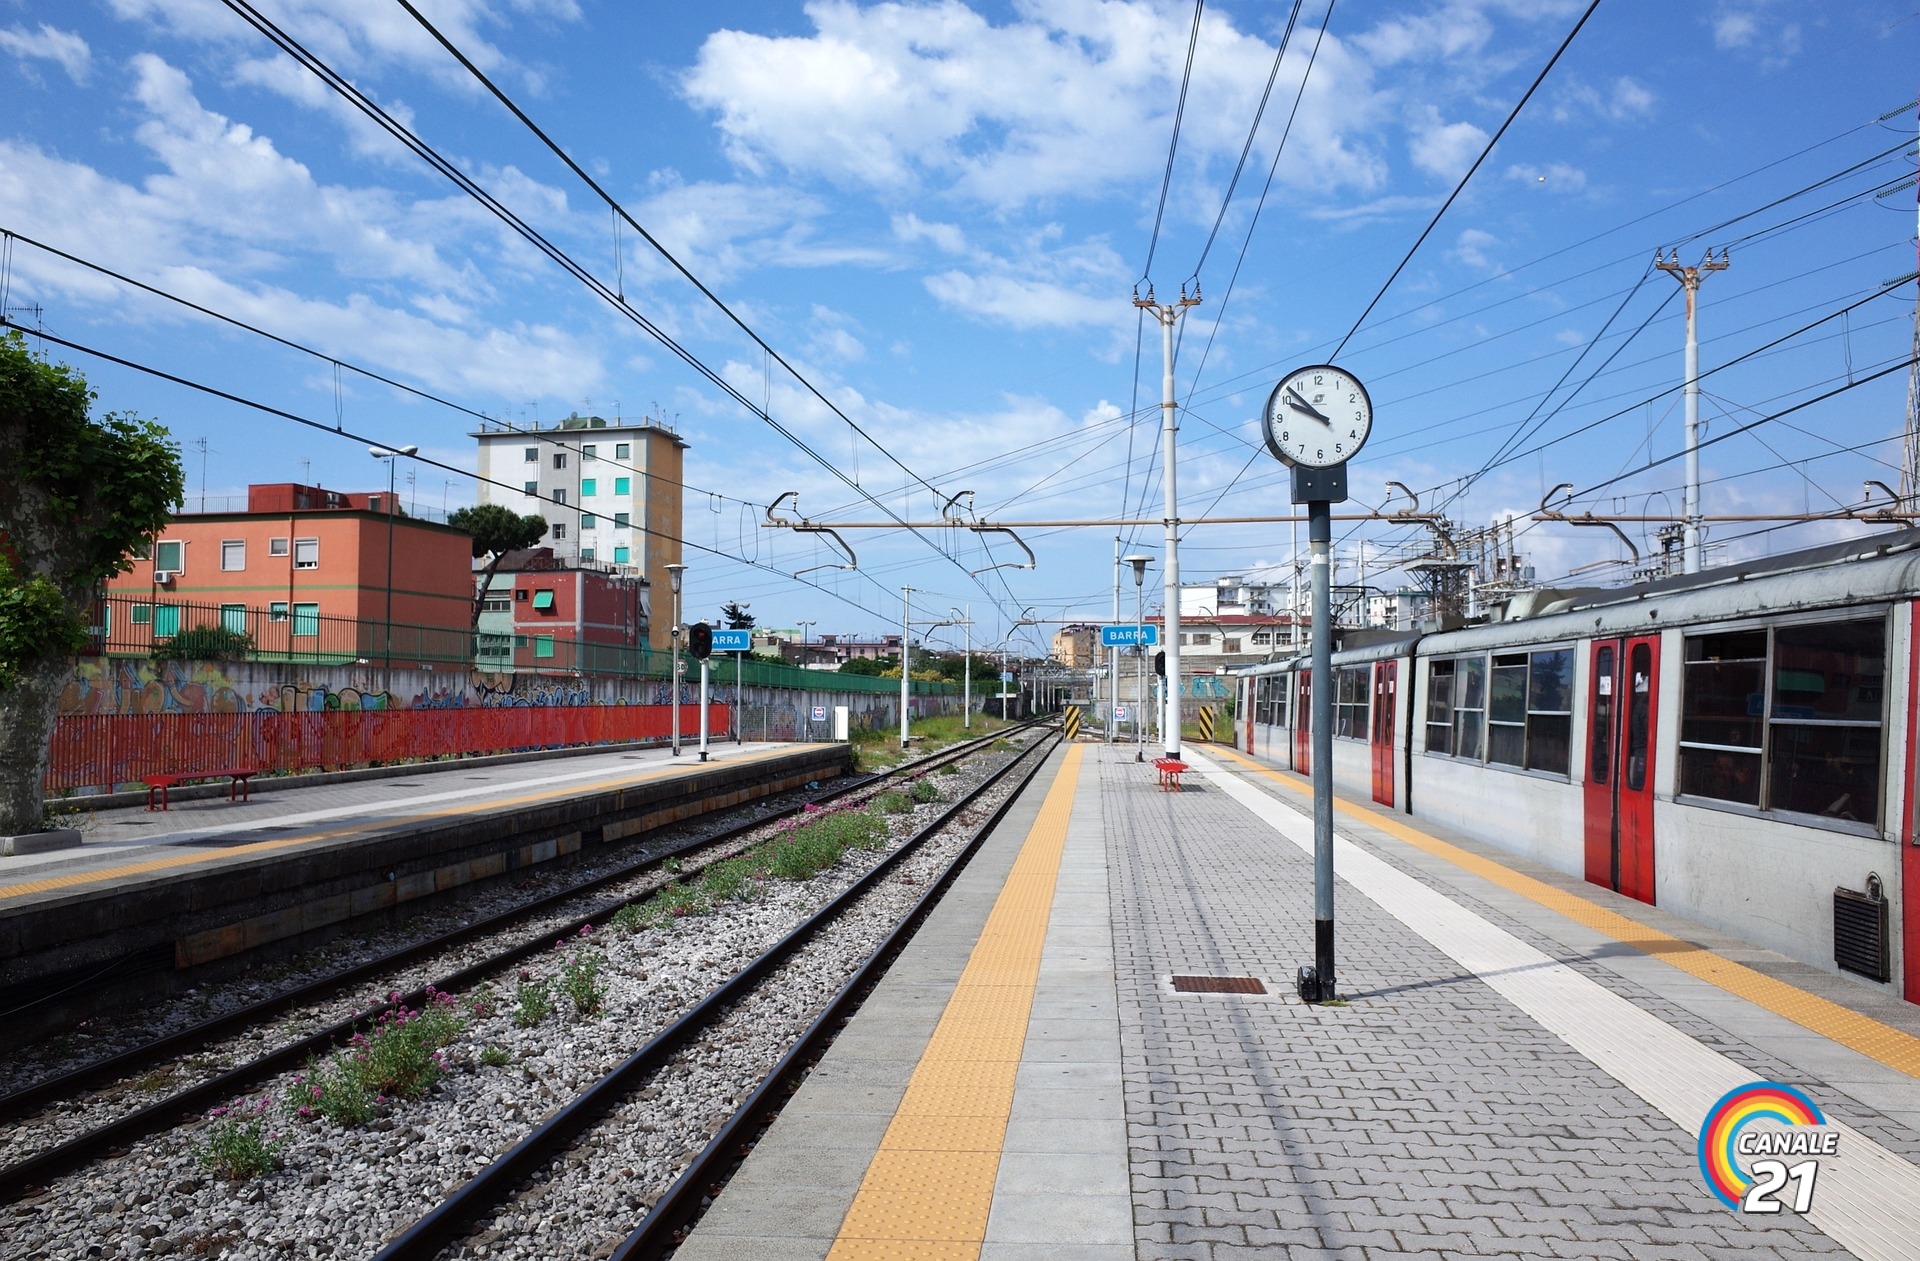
(900, 586, 914, 750)
(1109, 535, 1120, 742)
(1133, 283, 1201, 756)
(1655, 249, 1730, 574)
(1903, 93, 1920, 512)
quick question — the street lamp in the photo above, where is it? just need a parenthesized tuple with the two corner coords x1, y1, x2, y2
(665, 562, 686, 756)
(368, 445, 418, 672)
(1124, 553, 1152, 761)
(796, 620, 816, 667)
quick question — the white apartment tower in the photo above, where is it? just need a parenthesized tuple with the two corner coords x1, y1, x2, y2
(473, 413, 686, 650)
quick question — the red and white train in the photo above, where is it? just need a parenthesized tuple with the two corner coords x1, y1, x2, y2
(1234, 530, 1918, 1004)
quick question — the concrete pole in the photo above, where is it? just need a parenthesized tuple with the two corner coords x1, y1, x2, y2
(899, 586, 912, 750)
(1158, 310, 1183, 757)
(1110, 535, 1121, 741)
(1657, 250, 1728, 574)
(962, 604, 971, 729)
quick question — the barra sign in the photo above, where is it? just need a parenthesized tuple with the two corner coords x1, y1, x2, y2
(710, 628, 753, 653)
(1100, 625, 1158, 648)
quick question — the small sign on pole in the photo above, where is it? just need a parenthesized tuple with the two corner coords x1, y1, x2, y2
(811, 705, 827, 722)
(1099, 624, 1159, 648)
(710, 628, 753, 654)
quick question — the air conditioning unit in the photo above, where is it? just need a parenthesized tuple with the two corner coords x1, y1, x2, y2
(153, 570, 177, 584)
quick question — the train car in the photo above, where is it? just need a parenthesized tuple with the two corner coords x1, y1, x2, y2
(1235, 529, 1918, 1005)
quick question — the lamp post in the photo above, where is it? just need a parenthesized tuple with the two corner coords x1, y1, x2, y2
(368, 444, 418, 672)
(665, 562, 686, 755)
(1124, 554, 1152, 761)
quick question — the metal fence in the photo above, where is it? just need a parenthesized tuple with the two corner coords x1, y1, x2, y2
(46, 705, 729, 793)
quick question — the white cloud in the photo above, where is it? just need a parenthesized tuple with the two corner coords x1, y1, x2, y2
(1550, 75, 1656, 124)
(1554, 328, 1584, 346)
(893, 213, 969, 256)
(0, 23, 92, 83)
(923, 270, 1116, 330)
(1505, 161, 1586, 192)
(1452, 228, 1500, 272)
(1408, 105, 1488, 182)
(1352, 3, 1495, 66)
(682, 0, 1385, 208)
(806, 305, 867, 363)
(1708, 2, 1801, 62)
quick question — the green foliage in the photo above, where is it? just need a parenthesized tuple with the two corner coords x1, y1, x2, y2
(838, 655, 896, 677)
(446, 503, 550, 560)
(909, 778, 943, 804)
(938, 762, 962, 776)
(197, 1097, 286, 1180)
(478, 1045, 511, 1068)
(765, 807, 888, 880)
(874, 790, 914, 815)
(719, 600, 755, 630)
(559, 947, 606, 1016)
(608, 901, 649, 935)
(0, 332, 183, 690)
(291, 990, 463, 1127)
(150, 623, 255, 662)
(512, 977, 553, 1028)
(699, 853, 762, 904)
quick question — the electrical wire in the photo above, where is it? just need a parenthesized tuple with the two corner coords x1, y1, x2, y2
(1140, 0, 1207, 285)
(1186, 0, 1305, 284)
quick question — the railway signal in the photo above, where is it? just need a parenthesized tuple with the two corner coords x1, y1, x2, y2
(1263, 363, 1375, 1005)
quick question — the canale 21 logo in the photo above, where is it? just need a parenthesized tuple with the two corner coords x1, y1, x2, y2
(1697, 1082, 1835, 1213)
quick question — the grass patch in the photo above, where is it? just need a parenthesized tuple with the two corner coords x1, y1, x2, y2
(873, 790, 914, 815)
(291, 990, 463, 1127)
(559, 947, 606, 1017)
(908, 778, 943, 804)
(765, 807, 888, 881)
(512, 977, 553, 1029)
(938, 762, 962, 776)
(608, 901, 649, 935)
(700, 854, 763, 904)
(197, 1097, 285, 1180)
(478, 1045, 510, 1068)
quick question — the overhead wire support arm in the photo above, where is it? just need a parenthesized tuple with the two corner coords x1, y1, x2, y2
(763, 492, 859, 577)
(1536, 483, 1640, 564)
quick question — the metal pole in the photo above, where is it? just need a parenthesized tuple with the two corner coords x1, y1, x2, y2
(670, 584, 681, 756)
(1309, 499, 1336, 998)
(963, 604, 971, 729)
(900, 586, 912, 750)
(734, 650, 742, 743)
(698, 656, 710, 761)
(383, 456, 396, 670)
(1135, 571, 1147, 760)
(1658, 250, 1727, 574)
(1110, 535, 1120, 741)
(1159, 310, 1182, 757)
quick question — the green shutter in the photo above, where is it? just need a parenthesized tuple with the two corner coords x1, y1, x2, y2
(532, 589, 555, 610)
(535, 635, 555, 659)
(292, 603, 320, 636)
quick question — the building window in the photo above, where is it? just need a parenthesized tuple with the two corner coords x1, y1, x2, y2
(552, 522, 567, 540)
(580, 513, 596, 529)
(615, 443, 630, 460)
(614, 512, 630, 529)
(269, 537, 289, 557)
(220, 604, 247, 635)
(580, 548, 595, 561)
(292, 603, 319, 636)
(581, 478, 597, 496)
(131, 603, 153, 625)
(613, 546, 630, 564)
(1679, 619, 1884, 824)
(269, 602, 288, 622)
(482, 596, 511, 613)
(534, 635, 555, 659)
(613, 477, 630, 495)
(552, 452, 567, 469)
(293, 538, 319, 569)
(583, 444, 597, 461)
(553, 488, 567, 505)
(155, 540, 184, 573)
(524, 481, 539, 496)
(153, 605, 180, 637)
(532, 589, 556, 611)
(515, 589, 528, 602)
(221, 540, 245, 572)
(133, 541, 152, 561)
(523, 447, 538, 463)
(1335, 665, 1369, 740)
(1224, 638, 1242, 653)
(1252, 631, 1273, 645)
(477, 632, 513, 660)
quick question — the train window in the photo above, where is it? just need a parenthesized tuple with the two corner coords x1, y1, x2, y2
(1426, 660, 1455, 754)
(1488, 655, 1528, 765)
(1455, 657, 1486, 760)
(1525, 650, 1574, 774)
(1335, 665, 1369, 739)
(1626, 643, 1652, 792)
(1678, 630, 1765, 806)
(1768, 620, 1883, 822)
(1590, 645, 1614, 784)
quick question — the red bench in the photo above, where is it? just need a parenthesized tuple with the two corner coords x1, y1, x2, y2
(141, 768, 258, 810)
(1152, 758, 1189, 791)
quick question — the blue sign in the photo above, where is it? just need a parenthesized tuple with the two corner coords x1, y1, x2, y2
(710, 628, 753, 653)
(1100, 624, 1159, 648)
(998, 670, 1014, 681)
(811, 705, 827, 721)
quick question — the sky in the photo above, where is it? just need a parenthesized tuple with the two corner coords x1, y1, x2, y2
(1, 0, 1916, 655)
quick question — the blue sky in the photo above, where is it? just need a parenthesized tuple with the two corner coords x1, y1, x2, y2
(1, 0, 1915, 651)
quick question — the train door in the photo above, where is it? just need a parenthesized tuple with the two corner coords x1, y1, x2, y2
(1582, 635, 1660, 904)
(1370, 661, 1397, 806)
(1293, 671, 1310, 774)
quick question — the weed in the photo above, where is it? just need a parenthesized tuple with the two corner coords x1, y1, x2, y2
(699, 854, 763, 904)
(559, 947, 606, 1017)
(938, 762, 962, 776)
(650, 880, 713, 922)
(608, 901, 649, 934)
(764, 806, 888, 880)
(132, 1067, 177, 1093)
(467, 982, 499, 1019)
(479, 1045, 511, 1068)
(663, 856, 684, 875)
(908, 778, 942, 804)
(290, 989, 463, 1127)
(873, 790, 914, 815)
(513, 977, 554, 1029)
(197, 1097, 285, 1180)
(990, 739, 1013, 752)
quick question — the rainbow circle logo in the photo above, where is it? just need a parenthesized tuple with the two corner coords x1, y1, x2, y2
(1697, 1081, 1826, 1210)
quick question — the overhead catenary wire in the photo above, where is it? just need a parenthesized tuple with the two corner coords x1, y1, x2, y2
(1140, 0, 1207, 285)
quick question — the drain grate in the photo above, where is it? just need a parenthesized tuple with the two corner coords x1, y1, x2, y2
(1171, 974, 1267, 994)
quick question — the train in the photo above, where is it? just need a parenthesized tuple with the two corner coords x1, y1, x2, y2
(1233, 528, 1918, 1004)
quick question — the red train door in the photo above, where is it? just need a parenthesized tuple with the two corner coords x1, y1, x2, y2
(1293, 671, 1310, 774)
(1583, 636, 1660, 903)
(1370, 661, 1397, 806)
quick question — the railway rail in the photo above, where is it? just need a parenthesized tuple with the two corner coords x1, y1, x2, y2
(0, 721, 1040, 1207)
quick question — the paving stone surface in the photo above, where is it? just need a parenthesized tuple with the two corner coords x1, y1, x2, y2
(1099, 749, 1845, 1260)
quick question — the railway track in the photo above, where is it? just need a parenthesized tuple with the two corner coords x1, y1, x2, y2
(372, 727, 1062, 1261)
(0, 722, 1040, 1208)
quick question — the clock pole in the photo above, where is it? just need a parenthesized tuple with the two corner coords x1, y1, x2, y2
(1307, 484, 1336, 1001)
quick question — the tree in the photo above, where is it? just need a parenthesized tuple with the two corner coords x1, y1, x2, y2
(0, 333, 183, 834)
(838, 655, 896, 677)
(447, 504, 549, 629)
(719, 600, 755, 630)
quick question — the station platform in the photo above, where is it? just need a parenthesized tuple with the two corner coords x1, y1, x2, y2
(0, 741, 847, 1038)
(680, 741, 1920, 1260)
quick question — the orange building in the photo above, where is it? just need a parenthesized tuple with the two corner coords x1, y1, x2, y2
(100, 483, 474, 665)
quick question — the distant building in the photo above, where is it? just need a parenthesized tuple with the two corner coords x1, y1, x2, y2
(475, 548, 649, 673)
(102, 482, 473, 663)
(472, 413, 685, 650)
(1051, 624, 1099, 670)
(1148, 612, 1300, 667)
(809, 634, 905, 665)
(1179, 574, 1289, 619)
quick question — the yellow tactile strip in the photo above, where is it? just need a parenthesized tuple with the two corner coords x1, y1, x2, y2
(1211, 746, 1920, 1080)
(827, 743, 1085, 1261)
(0, 748, 798, 904)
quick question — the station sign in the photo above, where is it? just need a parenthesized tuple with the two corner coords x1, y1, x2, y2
(811, 705, 827, 722)
(710, 628, 753, 653)
(999, 670, 1014, 681)
(1100, 624, 1158, 648)
(1114, 706, 1128, 720)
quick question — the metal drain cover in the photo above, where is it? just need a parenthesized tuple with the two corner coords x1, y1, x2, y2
(1171, 975, 1267, 994)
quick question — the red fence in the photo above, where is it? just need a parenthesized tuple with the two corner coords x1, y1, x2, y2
(46, 705, 731, 793)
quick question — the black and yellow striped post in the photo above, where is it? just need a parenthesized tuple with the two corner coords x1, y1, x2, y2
(1063, 705, 1081, 739)
(1197, 704, 1216, 742)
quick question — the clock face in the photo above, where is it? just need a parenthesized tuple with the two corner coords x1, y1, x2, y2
(1263, 365, 1372, 469)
